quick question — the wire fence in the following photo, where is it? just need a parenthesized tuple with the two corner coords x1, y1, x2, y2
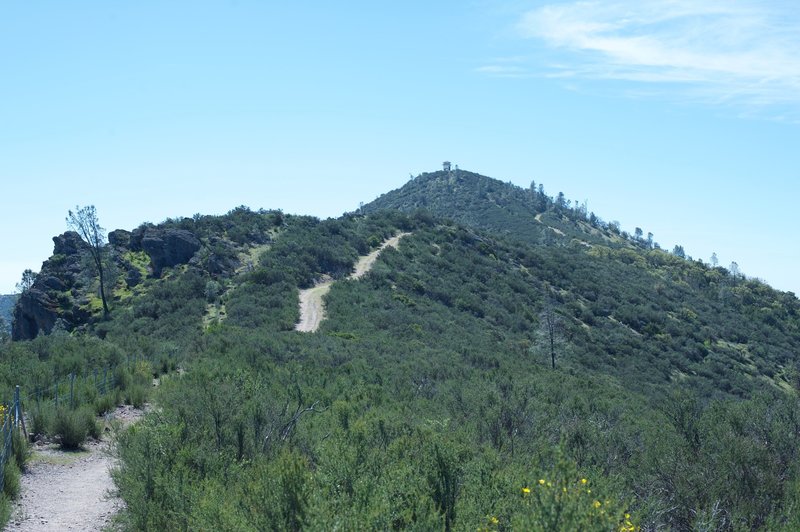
(22, 366, 118, 410)
(0, 351, 173, 494)
(0, 386, 22, 494)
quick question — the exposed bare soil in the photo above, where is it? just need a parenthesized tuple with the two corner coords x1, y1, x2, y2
(295, 233, 410, 333)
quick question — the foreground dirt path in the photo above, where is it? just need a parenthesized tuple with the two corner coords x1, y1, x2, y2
(295, 232, 410, 333)
(6, 405, 145, 532)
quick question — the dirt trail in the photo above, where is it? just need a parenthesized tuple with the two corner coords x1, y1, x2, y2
(534, 213, 567, 236)
(351, 233, 409, 279)
(295, 282, 334, 333)
(295, 232, 410, 333)
(6, 405, 145, 532)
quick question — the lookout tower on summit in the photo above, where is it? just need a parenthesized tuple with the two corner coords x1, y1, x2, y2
(443, 161, 451, 172)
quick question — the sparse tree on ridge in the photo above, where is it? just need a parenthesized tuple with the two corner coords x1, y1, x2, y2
(538, 288, 565, 370)
(67, 205, 110, 318)
(711, 252, 719, 267)
(15, 268, 37, 293)
(729, 261, 741, 287)
(555, 191, 566, 210)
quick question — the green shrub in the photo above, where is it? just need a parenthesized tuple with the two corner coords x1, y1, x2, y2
(159, 357, 176, 376)
(116, 362, 152, 409)
(79, 382, 99, 406)
(508, 452, 636, 532)
(12, 428, 30, 472)
(53, 407, 97, 449)
(94, 394, 115, 416)
(85, 408, 102, 440)
(2, 457, 20, 499)
(125, 385, 148, 409)
(30, 402, 55, 439)
(113, 366, 131, 392)
(426, 442, 463, 530)
(0, 494, 11, 530)
(132, 361, 153, 388)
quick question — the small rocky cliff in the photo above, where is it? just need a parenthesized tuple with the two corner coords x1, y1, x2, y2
(12, 226, 203, 341)
(12, 232, 90, 340)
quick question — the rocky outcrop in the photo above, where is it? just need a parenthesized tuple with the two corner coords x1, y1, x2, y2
(52, 231, 88, 256)
(129, 225, 150, 252)
(11, 223, 205, 340)
(190, 236, 240, 277)
(108, 229, 131, 248)
(10, 210, 273, 339)
(12, 288, 59, 340)
(11, 232, 89, 341)
(141, 228, 201, 276)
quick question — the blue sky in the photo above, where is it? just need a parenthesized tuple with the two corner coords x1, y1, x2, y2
(1, 1, 799, 295)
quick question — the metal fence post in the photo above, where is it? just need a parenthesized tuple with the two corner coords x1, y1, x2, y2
(14, 386, 20, 427)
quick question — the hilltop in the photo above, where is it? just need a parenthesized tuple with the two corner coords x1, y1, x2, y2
(2, 169, 800, 530)
(365, 169, 627, 248)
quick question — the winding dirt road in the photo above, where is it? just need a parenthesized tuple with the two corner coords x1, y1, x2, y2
(295, 232, 410, 333)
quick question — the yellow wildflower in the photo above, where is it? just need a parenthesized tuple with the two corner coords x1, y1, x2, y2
(490, 516, 499, 525)
(593, 500, 602, 509)
(580, 478, 588, 485)
(522, 487, 531, 494)
(538, 479, 545, 485)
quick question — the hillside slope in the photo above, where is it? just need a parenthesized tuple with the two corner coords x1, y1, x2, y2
(3, 171, 800, 530)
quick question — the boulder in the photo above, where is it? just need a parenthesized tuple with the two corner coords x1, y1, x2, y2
(108, 229, 131, 248)
(40, 274, 66, 292)
(52, 231, 87, 256)
(141, 228, 202, 276)
(129, 225, 150, 252)
(126, 267, 143, 288)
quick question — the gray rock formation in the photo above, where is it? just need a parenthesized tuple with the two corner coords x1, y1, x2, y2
(190, 236, 240, 276)
(11, 232, 88, 341)
(125, 267, 143, 288)
(141, 228, 201, 276)
(108, 229, 131, 248)
(53, 231, 88, 256)
(12, 288, 58, 340)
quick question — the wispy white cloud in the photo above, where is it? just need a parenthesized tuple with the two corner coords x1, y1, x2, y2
(509, 0, 800, 111)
